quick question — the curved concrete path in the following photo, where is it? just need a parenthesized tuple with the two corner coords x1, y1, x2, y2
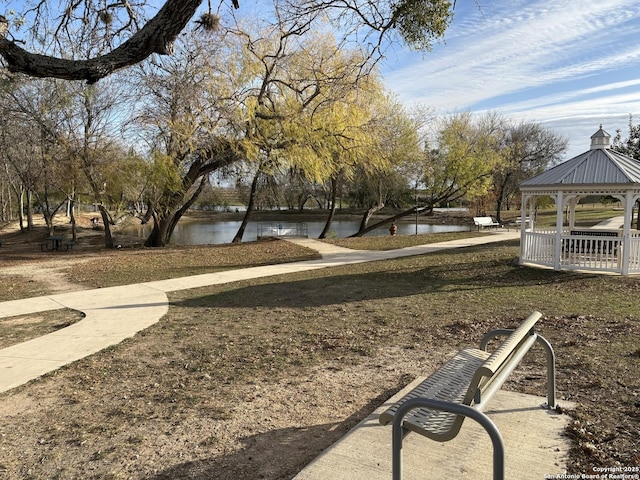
(0, 230, 519, 393)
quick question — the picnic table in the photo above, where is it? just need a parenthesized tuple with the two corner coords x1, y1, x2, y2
(41, 235, 64, 251)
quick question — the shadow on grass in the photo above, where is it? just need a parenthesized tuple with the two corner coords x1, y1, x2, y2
(150, 382, 404, 480)
(171, 242, 592, 311)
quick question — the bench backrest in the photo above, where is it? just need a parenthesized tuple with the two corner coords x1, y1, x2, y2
(465, 311, 541, 409)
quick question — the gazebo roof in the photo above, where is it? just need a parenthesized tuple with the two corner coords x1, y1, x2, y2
(520, 126, 640, 189)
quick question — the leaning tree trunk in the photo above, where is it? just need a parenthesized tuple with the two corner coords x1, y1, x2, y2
(0, 0, 204, 82)
(232, 170, 261, 244)
(98, 205, 115, 249)
(350, 205, 434, 237)
(144, 177, 208, 247)
(318, 177, 339, 239)
(353, 202, 385, 236)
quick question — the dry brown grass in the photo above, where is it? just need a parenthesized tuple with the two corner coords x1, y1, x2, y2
(0, 219, 638, 478)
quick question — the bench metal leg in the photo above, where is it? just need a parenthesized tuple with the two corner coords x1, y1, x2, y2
(391, 398, 505, 480)
(480, 329, 556, 409)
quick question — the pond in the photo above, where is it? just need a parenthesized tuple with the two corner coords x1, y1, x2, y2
(121, 218, 472, 245)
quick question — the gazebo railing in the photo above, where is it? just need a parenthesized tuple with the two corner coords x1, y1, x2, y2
(521, 229, 631, 274)
(628, 235, 640, 273)
(559, 231, 621, 273)
(521, 230, 555, 268)
(521, 228, 640, 275)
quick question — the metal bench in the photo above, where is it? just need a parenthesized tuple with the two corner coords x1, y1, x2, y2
(473, 216, 502, 230)
(379, 311, 556, 480)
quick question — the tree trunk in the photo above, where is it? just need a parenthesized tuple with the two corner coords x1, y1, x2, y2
(98, 205, 115, 249)
(144, 177, 208, 247)
(494, 173, 511, 224)
(495, 195, 504, 225)
(354, 202, 385, 236)
(0, 0, 204, 81)
(18, 187, 25, 232)
(69, 197, 77, 242)
(318, 177, 339, 239)
(350, 205, 432, 237)
(233, 170, 260, 244)
(298, 195, 308, 212)
(26, 190, 34, 230)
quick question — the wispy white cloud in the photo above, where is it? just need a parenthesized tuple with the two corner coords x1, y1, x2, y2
(382, 0, 640, 158)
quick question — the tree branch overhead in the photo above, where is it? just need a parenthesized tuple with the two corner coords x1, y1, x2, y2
(0, 0, 204, 82)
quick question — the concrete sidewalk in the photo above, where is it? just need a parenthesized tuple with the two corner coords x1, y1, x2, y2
(295, 378, 574, 480)
(0, 230, 519, 394)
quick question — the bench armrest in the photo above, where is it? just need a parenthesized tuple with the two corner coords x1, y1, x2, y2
(391, 397, 505, 480)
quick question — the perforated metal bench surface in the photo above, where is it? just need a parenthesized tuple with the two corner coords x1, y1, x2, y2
(379, 347, 489, 440)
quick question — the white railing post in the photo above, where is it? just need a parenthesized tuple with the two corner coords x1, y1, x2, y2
(554, 192, 564, 271)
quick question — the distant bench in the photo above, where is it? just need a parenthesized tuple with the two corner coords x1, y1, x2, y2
(473, 216, 502, 230)
(379, 311, 556, 480)
(563, 230, 619, 255)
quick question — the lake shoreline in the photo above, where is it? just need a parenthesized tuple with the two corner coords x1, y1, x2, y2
(113, 207, 489, 246)
(180, 207, 474, 226)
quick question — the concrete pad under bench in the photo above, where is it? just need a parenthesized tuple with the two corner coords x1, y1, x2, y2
(295, 377, 575, 480)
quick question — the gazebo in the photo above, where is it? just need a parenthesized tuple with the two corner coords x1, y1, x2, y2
(519, 126, 640, 275)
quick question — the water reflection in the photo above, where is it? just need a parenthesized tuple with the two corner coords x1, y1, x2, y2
(122, 219, 471, 245)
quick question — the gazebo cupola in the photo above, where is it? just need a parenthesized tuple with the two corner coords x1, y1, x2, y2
(518, 126, 640, 275)
(590, 125, 611, 150)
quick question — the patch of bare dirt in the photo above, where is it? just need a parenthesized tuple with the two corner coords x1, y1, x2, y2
(0, 215, 109, 295)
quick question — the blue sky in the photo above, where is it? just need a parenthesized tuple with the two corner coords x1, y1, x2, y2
(379, 0, 640, 160)
(3, 0, 639, 161)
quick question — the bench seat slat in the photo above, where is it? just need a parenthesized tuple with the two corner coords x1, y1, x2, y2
(379, 347, 490, 441)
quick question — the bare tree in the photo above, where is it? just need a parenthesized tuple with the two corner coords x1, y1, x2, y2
(58, 79, 137, 248)
(1, 78, 72, 234)
(492, 121, 567, 223)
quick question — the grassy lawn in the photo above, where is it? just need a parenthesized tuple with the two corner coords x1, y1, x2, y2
(324, 230, 485, 250)
(0, 232, 637, 478)
(526, 206, 630, 228)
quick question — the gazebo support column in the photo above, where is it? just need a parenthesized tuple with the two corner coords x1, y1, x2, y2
(622, 192, 634, 275)
(519, 195, 526, 262)
(553, 191, 564, 271)
(566, 195, 583, 230)
(528, 196, 536, 230)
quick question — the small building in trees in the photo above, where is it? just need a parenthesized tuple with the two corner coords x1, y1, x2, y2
(519, 126, 640, 275)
